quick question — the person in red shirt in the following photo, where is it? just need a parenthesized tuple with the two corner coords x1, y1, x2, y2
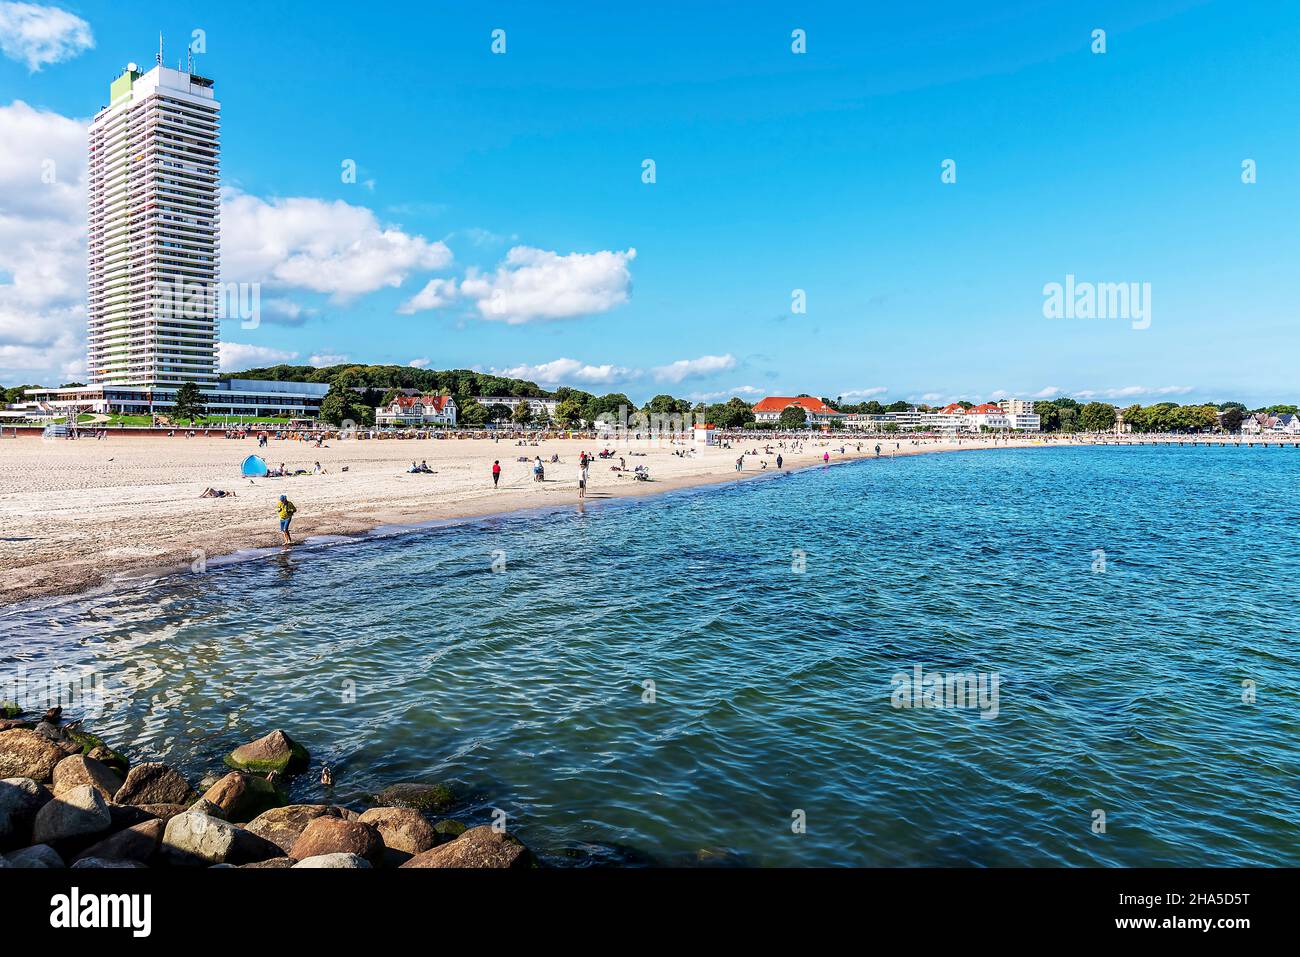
(492, 460, 501, 487)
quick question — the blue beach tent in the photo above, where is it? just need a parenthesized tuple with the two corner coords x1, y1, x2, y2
(241, 454, 269, 477)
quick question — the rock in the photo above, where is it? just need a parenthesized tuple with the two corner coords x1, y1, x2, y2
(113, 762, 197, 806)
(0, 777, 52, 850)
(289, 816, 384, 864)
(200, 772, 285, 823)
(187, 798, 227, 819)
(358, 807, 437, 855)
(400, 825, 537, 869)
(135, 803, 189, 823)
(0, 720, 33, 732)
(224, 730, 309, 776)
(292, 852, 372, 869)
(0, 729, 67, 783)
(63, 729, 129, 777)
(161, 810, 282, 867)
(245, 804, 348, 854)
(107, 803, 160, 831)
(52, 754, 123, 801)
(73, 818, 164, 866)
(239, 856, 294, 868)
(4, 843, 64, 868)
(71, 857, 147, 868)
(433, 819, 468, 841)
(31, 784, 112, 846)
(373, 782, 456, 813)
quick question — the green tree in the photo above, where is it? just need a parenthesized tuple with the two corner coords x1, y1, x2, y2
(318, 384, 365, 426)
(778, 406, 808, 430)
(555, 398, 585, 428)
(1079, 402, 1117, 433)
(1219, 407, 1244, 433)
(512, 401, 534, 426)
(172, 382, 206, 423)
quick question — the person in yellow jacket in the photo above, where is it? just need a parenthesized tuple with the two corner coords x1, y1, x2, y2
(277, 494, 297, 545)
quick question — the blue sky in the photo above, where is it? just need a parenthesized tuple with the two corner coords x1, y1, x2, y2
(1, 0, 1297, 405)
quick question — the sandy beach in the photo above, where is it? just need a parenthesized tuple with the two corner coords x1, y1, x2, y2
(0, 432, 1052, 606)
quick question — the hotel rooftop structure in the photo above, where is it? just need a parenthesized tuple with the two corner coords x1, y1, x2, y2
(28, 48, 324, 420)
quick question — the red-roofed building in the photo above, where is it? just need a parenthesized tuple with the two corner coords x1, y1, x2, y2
(752, 396, 845, 427)
(376, 393, 458, 427)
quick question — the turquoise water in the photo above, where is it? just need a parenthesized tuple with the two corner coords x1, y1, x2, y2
(3, 446, 1298, 866)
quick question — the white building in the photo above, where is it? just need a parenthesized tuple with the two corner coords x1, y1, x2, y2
(997, 398, 1036, 415)
(88, 59, 221, 390)
(376, 394, 458, 427)
(475, 396, 559, 419)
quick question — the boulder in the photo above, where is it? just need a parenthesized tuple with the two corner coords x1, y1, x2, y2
(187, 798, 227, 819)
(288, 816, 383, 864)
(358, 807, 437, 855)
(239, 856, 294, 868)
(400, 825, 536, 869)
(4, 843, 64, 868)
(0, 729, 67, 783)
(113, 762, 197, 806)
(71, 857, 147, 868)
(200, 771, 285, 823)
(107, 803, 159, 831)
(0, 720, 33, 732)
(0, 777, 52, 850)
(245, 804, 347, 854)
(292, 852, 372, 869)
(433, 819, 468, 841)
(64, 729, 129, 777)
(373, 782, 455, 813)
(224, 730, 309, 776)
(73, 818, 164, 866)
(161, 810, 281, 867)
(52, 754, 123, 801)
(31, 784, 112, 846)
(135, 803, 189, 823)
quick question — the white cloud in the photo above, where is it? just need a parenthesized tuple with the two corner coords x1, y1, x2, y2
(687, 385, 764, 401)
(310, 353, 350, 367)
(1032, 386, 1062, 399)
(397, 277, 457, 315)
(495, 357, 636, 386)
(219, 342, 300, 372)
(652, 353, 736, 384)
(460, 246, 636, 324)
(0, 2, 93, 71)
(1075, 385, 1193, 400)
(0, 100, 88, 382)
(408, 357, 430, 368)
(839, 386, 888, 401)
(221, 191, 452, 300)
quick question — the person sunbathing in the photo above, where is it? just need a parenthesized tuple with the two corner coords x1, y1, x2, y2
(200, 487, 235, 498)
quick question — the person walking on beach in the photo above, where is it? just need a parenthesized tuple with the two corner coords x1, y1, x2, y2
(492, 460, 501, 487)
(776, 453, 783, 469)
(578, 459, 589, 498)
(277, 494, 296, 545)
(823, 451, 830, 464)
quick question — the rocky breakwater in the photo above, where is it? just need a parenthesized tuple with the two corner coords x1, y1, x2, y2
(0, 711, 537, 870)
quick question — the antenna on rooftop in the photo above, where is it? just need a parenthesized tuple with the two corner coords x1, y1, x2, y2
(157, 32, 163, 66)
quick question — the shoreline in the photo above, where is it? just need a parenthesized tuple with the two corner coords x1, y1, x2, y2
(0, 433, 1202, 610)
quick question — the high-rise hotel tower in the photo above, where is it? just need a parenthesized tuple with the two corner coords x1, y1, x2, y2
(86, 59, 220, 389)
